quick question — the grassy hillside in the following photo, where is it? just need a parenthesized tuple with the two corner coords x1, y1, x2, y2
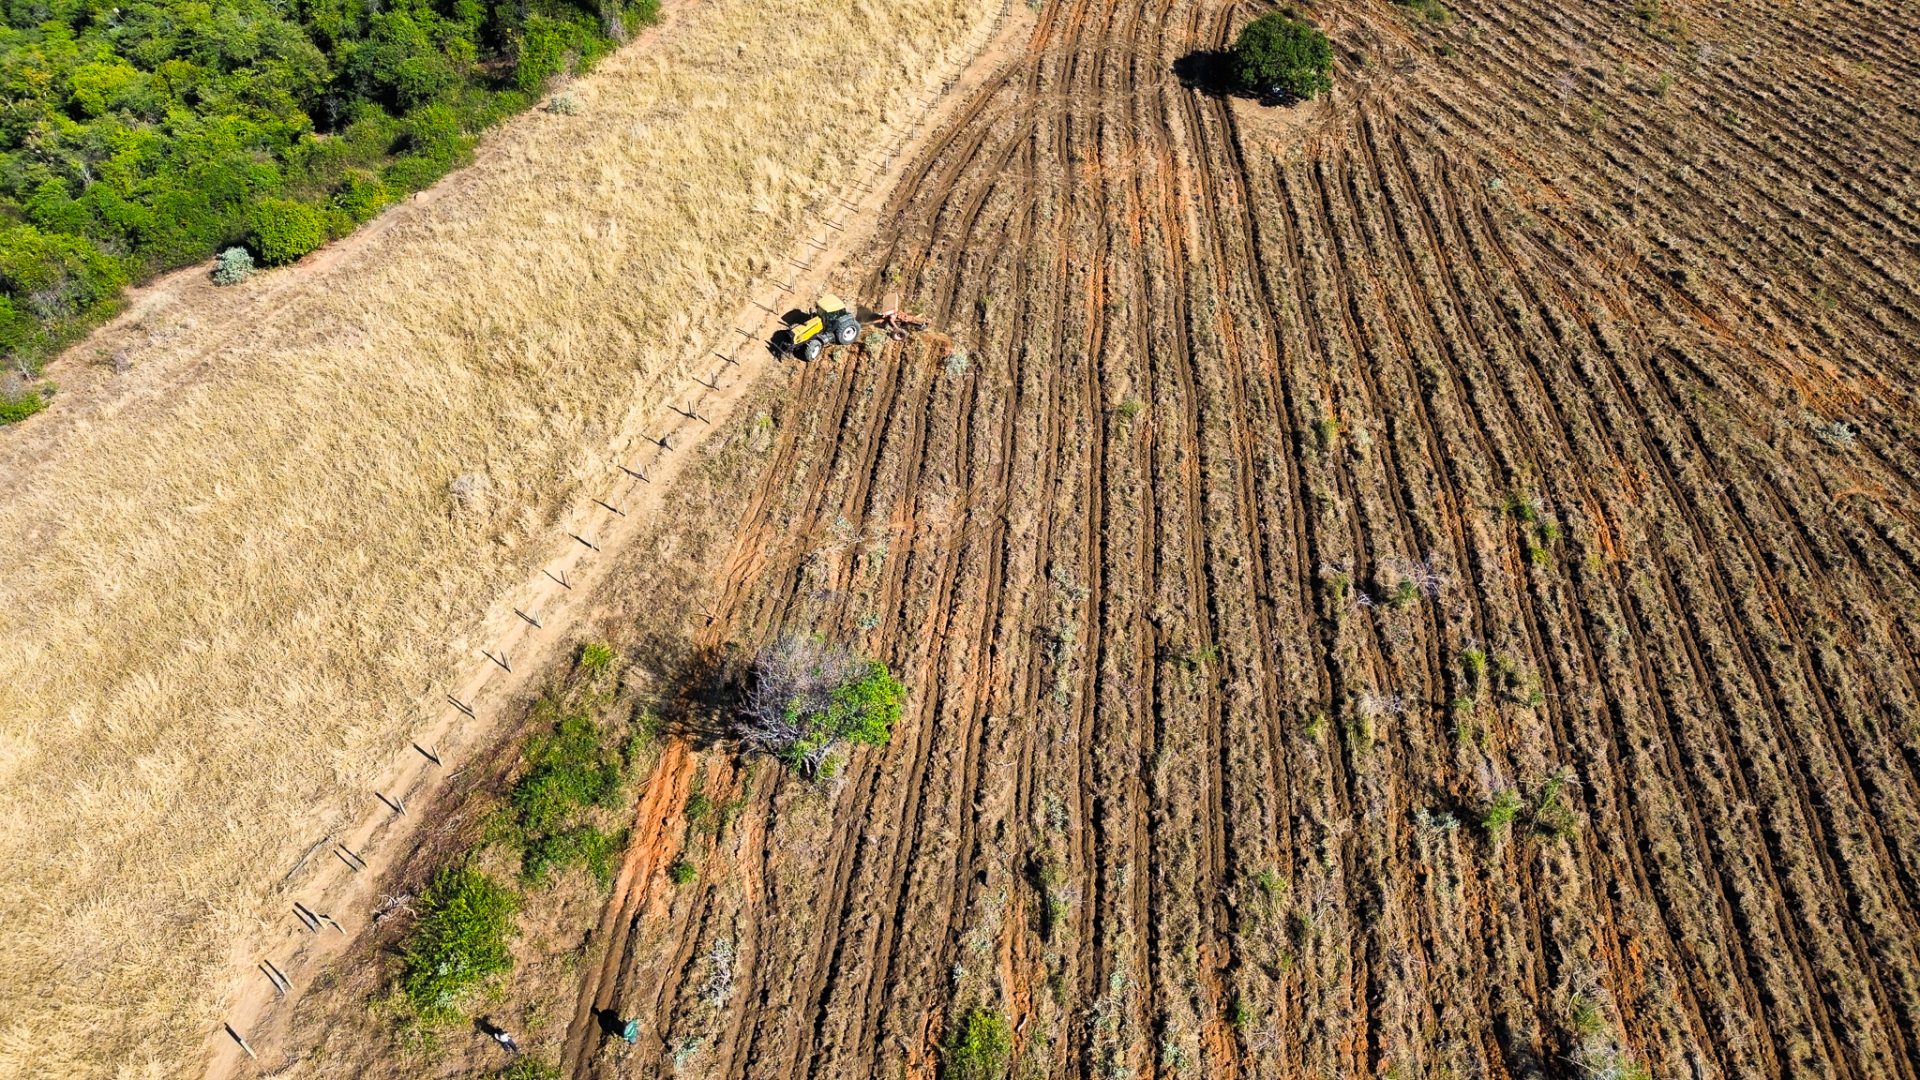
(0, 0, 657, 420)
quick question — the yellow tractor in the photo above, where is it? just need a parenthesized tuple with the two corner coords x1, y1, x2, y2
(786, 294, 862, 361)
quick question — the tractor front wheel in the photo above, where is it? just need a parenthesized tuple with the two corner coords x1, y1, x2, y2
(800, 337, 824, 362)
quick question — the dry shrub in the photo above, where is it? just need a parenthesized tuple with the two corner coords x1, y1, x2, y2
(736, 634, 904, 776)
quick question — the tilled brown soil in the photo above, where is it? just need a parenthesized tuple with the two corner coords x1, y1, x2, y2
(564, 0, 1920, 1076)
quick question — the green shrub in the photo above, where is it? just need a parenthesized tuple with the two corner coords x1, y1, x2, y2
(1459, 647, 1488, 692)
(26, 180, 92, 236)
(399, 864, 520, 1021)
(627, 0, 664, 32)
(249, 200, 328, 266)
(515, 16, 583, 92)
(1481, 787, 1523, 835)
(512, 715, 624, 830)
(943, 1008, 1012, 1080)
(330, 171, 395, 229)
(0, 386, 47, 425)
(1531, 770, 1580, 840)
(667, 858, 697, 885)
(1396, 0, 1453, 21)
(1230, 11, 1334, 101)
(506, 712, 630, 882)
(577, 641, 617, 672)
(382, 104, 479, 191)
(522, 824, 625, 886)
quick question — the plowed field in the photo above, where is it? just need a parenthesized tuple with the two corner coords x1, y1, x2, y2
(523, 0, 1920, 1076)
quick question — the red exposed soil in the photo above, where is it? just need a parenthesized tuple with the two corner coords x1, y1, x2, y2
(292, 0, 1920, 1075)
(566, 0, 1920, 1074)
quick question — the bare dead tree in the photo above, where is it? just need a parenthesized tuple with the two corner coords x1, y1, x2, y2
(733, 634, 868, 775)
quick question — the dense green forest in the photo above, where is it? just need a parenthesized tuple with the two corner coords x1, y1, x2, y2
(0, 0, 659, 423)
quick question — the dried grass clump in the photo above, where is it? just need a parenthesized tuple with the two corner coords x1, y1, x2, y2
(0, 0, 996, 1072)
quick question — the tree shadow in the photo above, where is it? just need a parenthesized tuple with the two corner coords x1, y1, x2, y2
(627, 633, 745, 747)
(1172, 48, 1311, 106)
(1172, 48, 1238, 98)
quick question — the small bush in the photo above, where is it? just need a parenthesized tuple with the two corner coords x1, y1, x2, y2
(667, 858, 697, 885)
(249, 199, 327, 266)
(211, 247, 256, 286)
(943, 1007, 1012, 1080)
(1531, 770, 1580, 840)
(522, 824, 625, 886)
(507, 712, 629, 882)
(1396, 0, 1452, 21)
(1230, 11, 1334, 101)
(1571, 995, 1607, 1037)
(577, 641, 616, 672)
(735, 635, 905, 776)
(1814, 418, 1856, 449)
(0, 385, 47, 425)
(1459, 647, 1488, 692)
(1481, 787, 1523, 835)
(399, 865, 520, 1021)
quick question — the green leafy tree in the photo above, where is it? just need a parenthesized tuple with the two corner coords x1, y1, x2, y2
(343, 13, 460, 111)
(1229, 11, 1334, 101)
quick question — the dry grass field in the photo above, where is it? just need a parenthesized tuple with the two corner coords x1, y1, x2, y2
(275, 0, 1920, 1076)
(0, 0, 1000, 1074)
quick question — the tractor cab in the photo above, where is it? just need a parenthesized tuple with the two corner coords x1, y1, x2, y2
(786, 293, 862, 361)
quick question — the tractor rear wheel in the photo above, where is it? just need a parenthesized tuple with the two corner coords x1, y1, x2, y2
(835, 319, 860, 345)
(801, 336, 824, 362)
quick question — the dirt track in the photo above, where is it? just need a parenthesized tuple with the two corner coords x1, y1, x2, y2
(550, 0, 1920, 1075)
